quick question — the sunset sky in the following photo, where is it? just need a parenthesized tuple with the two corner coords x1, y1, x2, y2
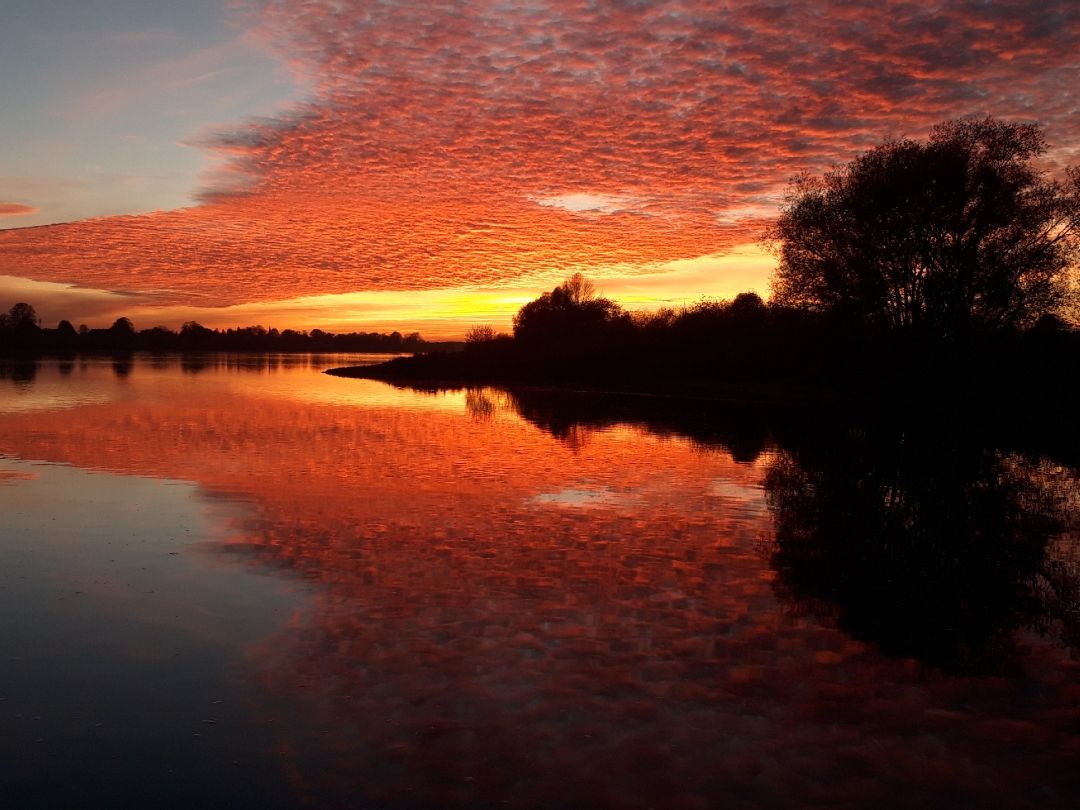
(2, 1, 1079, 338)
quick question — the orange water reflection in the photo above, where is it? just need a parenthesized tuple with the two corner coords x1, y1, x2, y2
(2, 356, 1079, 808)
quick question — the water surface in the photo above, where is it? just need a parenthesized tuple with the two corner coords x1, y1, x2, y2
(1, 355, 1078, 808)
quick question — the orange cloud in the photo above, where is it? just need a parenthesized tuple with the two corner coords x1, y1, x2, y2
(0, 203, 37, 217)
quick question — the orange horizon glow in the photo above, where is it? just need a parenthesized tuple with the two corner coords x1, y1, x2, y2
(0, 246, 775, 339)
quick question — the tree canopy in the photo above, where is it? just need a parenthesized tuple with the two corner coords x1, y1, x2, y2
(768, 118, 1080, 336)
(1, 302, 39, 330)
(110, 317, 136, 335)
(512, 273, 627, 346)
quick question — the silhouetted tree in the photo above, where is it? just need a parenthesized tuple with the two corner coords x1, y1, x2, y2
(110, 317, 135, 336)
(0, 302, 42, 352)
(7, 302, 39, 328)
(513, 274, 627, 349)
(179, 320, 215, 350)
(728, 291, 766, 324)
(769, 118, 1080, 336)
(0, 305, 435, 355)
(138, 325, 175, 351)
(106, 316, 136, 351)
(49, 319, 79, 353)
(465, 325, 498, 344)
(556, 272, 597, 305)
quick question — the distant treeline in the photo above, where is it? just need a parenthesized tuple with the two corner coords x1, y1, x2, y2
(334, 274, 1080, 403)
(0, 305, 457, 355)
(337, 118, 1080, 401)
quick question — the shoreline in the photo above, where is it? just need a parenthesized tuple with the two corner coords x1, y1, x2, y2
(324, 363, 855, 408)
(322, 356, 1080, 457)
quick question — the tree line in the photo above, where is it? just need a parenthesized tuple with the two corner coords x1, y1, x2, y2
(0, 307, 435, 355)
(369, 270, 1073, 393)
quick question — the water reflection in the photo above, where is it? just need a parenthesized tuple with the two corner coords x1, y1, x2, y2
(220, 382, 1080, 806)
(1, 358, 39, 384)
(407, 382, 1080, 673)
(0, 456, 300, 808)
(2, 359, 1080, 808)
(764, 428, 1079, 674)
(481, 387, 1080, 671)
(459, 384, 774, 460)
(112, 355, 133, 378)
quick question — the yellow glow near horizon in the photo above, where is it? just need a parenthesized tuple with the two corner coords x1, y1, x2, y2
(1, 246, 777, 340)
(196, 247, 777, 338)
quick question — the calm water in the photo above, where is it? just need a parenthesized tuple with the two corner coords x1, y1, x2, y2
(1, 355, 1079, 809)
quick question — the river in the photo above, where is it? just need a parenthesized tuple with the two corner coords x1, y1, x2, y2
(1, 354, 1078, 808)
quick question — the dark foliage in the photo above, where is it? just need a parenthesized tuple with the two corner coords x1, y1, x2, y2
(509, 273, 634, 375)
(769, 118, 1080, 337)
(334, 275, 1080, 407)
(0, 304, 449, 356)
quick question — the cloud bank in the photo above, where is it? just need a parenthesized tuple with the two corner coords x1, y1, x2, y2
(2, 0, 1079, 305)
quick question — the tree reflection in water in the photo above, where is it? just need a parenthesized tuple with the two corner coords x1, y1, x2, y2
(499, 386, 773, 461)
(5, 363, 1080, 808)
(764, 428, 1080, 674)
(0, 358, 39, 384)
(491, 386, 1080, 674)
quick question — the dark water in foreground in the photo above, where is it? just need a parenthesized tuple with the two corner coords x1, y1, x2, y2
(1, 355, 1079, 809)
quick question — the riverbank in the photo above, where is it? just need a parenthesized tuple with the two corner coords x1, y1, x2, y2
(325, 348, 1080, 467)
(326, 361, 851, 408)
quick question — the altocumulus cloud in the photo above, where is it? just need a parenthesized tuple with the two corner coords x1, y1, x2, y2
(0, 0, 1078, 306)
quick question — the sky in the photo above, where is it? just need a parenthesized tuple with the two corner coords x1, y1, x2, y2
(1, 0, 1079, 338)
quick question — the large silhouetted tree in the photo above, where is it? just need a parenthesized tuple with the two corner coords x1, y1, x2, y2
(769, 118, 1080, 336)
